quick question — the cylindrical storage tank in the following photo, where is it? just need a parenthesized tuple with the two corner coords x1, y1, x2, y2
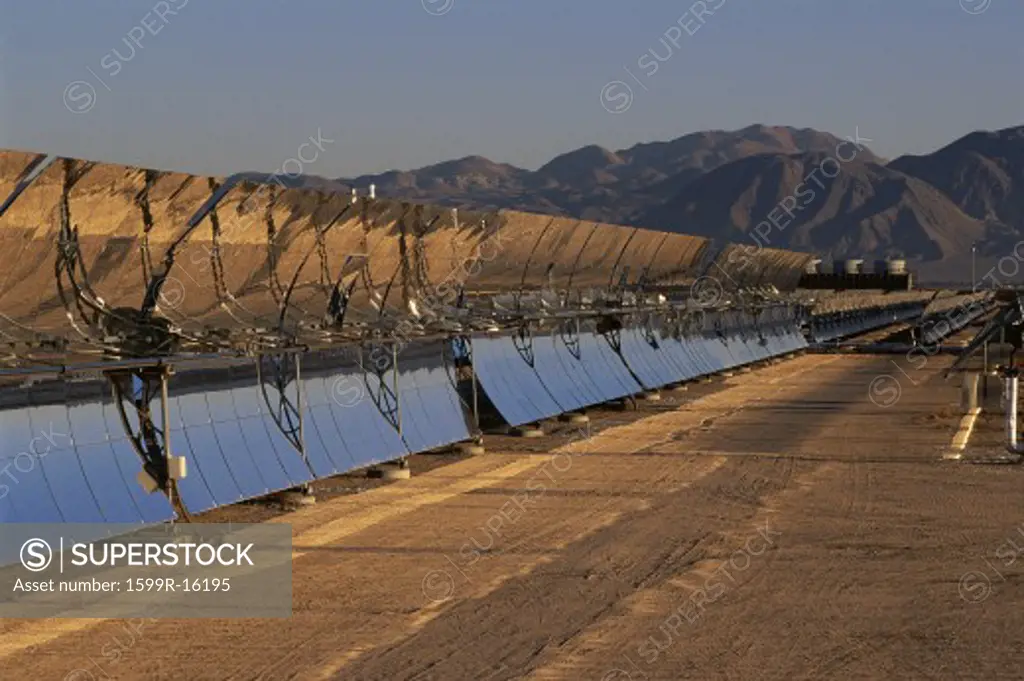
(886, 259, 907, 275)
(805, 259, 822, 274)
(844, 259, 864, 274)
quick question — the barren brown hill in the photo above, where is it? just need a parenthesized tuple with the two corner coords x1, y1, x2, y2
(890, 125, 1024, 232)
(638, 151, 987, 267)
(337, 125, 875, 223)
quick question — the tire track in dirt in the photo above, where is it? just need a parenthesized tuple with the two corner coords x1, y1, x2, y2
(317, 352, 847, 675)
(521, 356, 902, 680)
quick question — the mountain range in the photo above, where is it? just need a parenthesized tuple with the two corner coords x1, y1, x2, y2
(324, 123, 1024, 283)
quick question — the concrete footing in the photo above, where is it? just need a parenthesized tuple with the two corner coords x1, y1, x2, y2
(721, 371, 735, 378)
(513, 425, 545, 438)
(740, 366, 753, 374)
(671, 383, 689, 392)
(456, 441, 487, 456)
(639, 391, 662, 402)
(558, 412, 590, 424)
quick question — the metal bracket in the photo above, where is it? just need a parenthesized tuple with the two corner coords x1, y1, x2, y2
(445, 336, 481, 434)
(362, 341, 402, 433)
(597, 316, 648, 391)
(256, 352, 308, 465)
(107, 366, 190, 520)
(512, 325, 535, 367)
(559, 319, 582, 360)
(641, 315, 660, 350)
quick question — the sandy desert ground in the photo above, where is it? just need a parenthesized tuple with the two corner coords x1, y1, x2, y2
(2, 345, 1023, 680)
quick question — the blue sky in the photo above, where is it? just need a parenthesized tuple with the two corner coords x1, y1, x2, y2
(0, 0, 1020, 178)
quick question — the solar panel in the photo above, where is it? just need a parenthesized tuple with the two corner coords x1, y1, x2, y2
(198, 392, 273, 499)
(178, 392, 250, 511)
(350, 393, 410, 465)
(29, 403, 106, 525)
(470, 337, 525, 424)
(737, 333, 764, 364)
(587, 331, 644, 399)
(554, 332, 610, 406)
(738, 334, 761, 363)
(677, 332, 713, 380)
(309, 362, 407, 469)
(0, 407, 65, 523)
(471, 335, 565, 427)
(397, 377, 433, 451)
(250, 391, 316, 488)
(421, 363, 469, 444)
(206, 387, 292, 497)
(673, 336, 711, 379)
(35, 413, 106, 520)
(0, 383, 177, 563)
(300, 374, 361, 474)
(227, 384, 307, 487)
(402, 353, 472, 451)
(617, 329, 663, 390)
(67, 396, 151, 524)
(623, 327, 691, 388)
(530, 330, 598, 411)
(648, 327, 696, 383)
(703, 334, 733, 372)
(501, 336, 567, 418)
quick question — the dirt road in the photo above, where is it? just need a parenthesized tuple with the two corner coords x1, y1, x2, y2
(3, 352, 1023, 680)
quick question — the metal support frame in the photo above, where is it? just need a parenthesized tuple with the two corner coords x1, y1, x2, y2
(597, 315, 649, 391)
(512, 324, 535, 367)
(559, 318, 582, 360)
(361, 340, 402, 434)
(107, 366, 190, 520)
(256, 352, 308, 467)
(640, 314, 660, 350)
(446, 335, 481, 432)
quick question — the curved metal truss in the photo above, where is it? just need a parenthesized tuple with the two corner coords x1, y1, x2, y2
(640, 314, 660, 350)
(256, 352, 306, 461)
(559, 318, 582, 360)
(512, 325, 535, 367)
(361, 341, 401, 433)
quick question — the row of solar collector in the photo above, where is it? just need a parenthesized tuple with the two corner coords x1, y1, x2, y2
(807, 303, 928, 343)
(0, 316, 807, 529)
